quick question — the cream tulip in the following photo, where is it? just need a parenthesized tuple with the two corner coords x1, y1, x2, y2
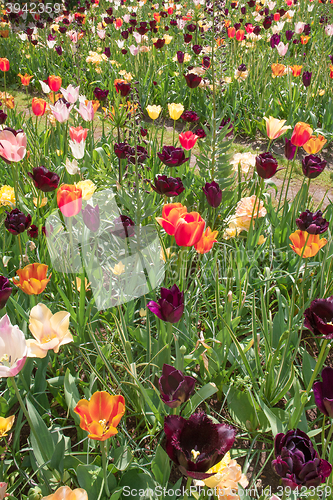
(42, 486, 88, 500)
(168, 103, 184, 121)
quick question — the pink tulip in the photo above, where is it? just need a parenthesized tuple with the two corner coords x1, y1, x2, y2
(0, 128, 27, 163)
(123, 14, 130, 22)
(60, 84, 80, 103)
(295, 22, 305, 34)
(69, 125, 88, 143)
(50, 100, 73, 123)
(129, 44, 139, 56)
(77, 101, 95, 121)
(97, 29, 106, 39)
(0, 314, 27, 377)
(179, 131, 199, 151)
(276, 41, 288, 56)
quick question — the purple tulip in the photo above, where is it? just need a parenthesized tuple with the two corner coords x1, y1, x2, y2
(159, 364, 195, 408)
(304, 296, 333, 339)
(184, 73, 202, 88)
(285, 30, 294, 40)
(27, 225, 38, 238)
(313, 367, 333, 418)
(272, 429, 332, 489)
(0, 110, 7, 125)
(255, 152, 278, 179)
(157, 146, 189, 167)
(177, 51, 185, 63)
(55, 45, 63, 55)
(302, 155, 326, 179)
(126, 145, 149, 164)
(184, 33, 192, 43)
(104, 47, 111, 58)
(152, 175, 184, 197)
(154, 38, 165, 49)
(202, 181, 222, 208)
(186, 23, 196, 32)
(0, 276, 12, 310)
(5, 208, 31, 235)
(296, 210, 329, 234)
(192, 44, 202, 55)
(263, 16, 272, 29)
(302, 71, 312, 88)
(147, 285, 184, 323)
(164, 412, 236, 479)
(82, 204, 100, 232)
(114, 142, 131, 159)
(284, 138, 297, 160)
(110, 215, 135, 239)
(270, 33, 281, 48)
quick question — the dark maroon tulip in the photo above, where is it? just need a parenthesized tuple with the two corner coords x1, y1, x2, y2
(158, 146, 189, 167)
(255, 152, 278, 179)
(0, 110, 7, 125)
(248, 0, 255, 6)
(170, 19, 177, 26)
(159, 364, 195, 408)
(272, 429, 332, 489)
(147, 284, 184, 323)
(296, 210, 329, 234)
(152, 175, 184, 197)
(154, 38, 165, 49)
(0, 276, 12, 310)
(304, 296, 333, 339)
(111, 215, 135, 238)
(126, 145, 149, 164)
(58, 27, 67, 34)
(263, 16, 272, 29)
(115, 81, 131, 97)
(284, 138, 297, 160)
(5, 208, 31, 235)
(302, 71, 312, 88)
(302, 155, 326, 179)
(186, 23, 196, 32)
(93, 87, 109, 101)
(234, 23, 241, 30)
(82, 204, 100, 232)
(293, 39, 300, 45)
(104, 47, 111, 58)
(184, 33, 192, 43)
(106, 6, 113, 14)
(137, 22, 148, 35)
(150, 20, 157, 29)
(27, 225, 38, 238)
(314, 367, 333, 418)
(194, 128, 206, 138)
(28, 166, 60, 192)
(140, 127, 148, 137)
(121, 49, 128, 55)
(55, 45, 63, 55)
(177, 51, 184, 63)
(181, 110, 199, 123)
(285, 29, 294, 40)
(202, 56, 210, 68)
(253, 25, 261, 35)
(184, 73, 202, 88)
(192, 44, 202, 55)
(164, 412, 236, 479)
(202, 181, 222, 208)
(270, 33, 280, 48)
(303, 23, 311, 35)
(114, 142, 130, 159)
(121, 30, 129, 39)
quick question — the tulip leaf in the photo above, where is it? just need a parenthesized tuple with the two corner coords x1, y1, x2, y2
(49, 435, 65, 474)
(151, 445, 170, 487)
(26, 398, 55, 467)
(112, 445, 133, 471)
(182, 383, 218, 418)
(77, 463, 116, 499)
(119, 470, 157, 500)
(64, 368, 81, 423)
(256, 396, 285, 436)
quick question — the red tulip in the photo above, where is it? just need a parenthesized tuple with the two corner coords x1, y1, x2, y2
(179, 131, 198, 151)
(174, 212, 205, 246)
(57, 184, 82, 217)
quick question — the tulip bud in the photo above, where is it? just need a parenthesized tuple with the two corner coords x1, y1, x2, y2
(82, 204, 100, 232)
(255, 152, 278, 179)
(202, 181, 222, 208)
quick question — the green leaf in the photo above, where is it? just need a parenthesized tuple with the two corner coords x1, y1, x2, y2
(183, 383, 217, 418)
(26, 398, 55, 467)
(119, 470, 156, 500)
(112, 445, 133, 471)
(50, 436, 65, 474)
(151, 445, 170, 487)
(64, 368, 81, 423)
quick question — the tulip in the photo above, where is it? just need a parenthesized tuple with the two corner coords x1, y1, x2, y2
(0, 128, 27, 163)
(69, 126, 88, 143)
(227, 27, 236, 38)
(27, 225, 38, 239)
(126, 145, 149, 164)
(0, 58, 9, 72)
(60, 84, 80, 103)
(255, 152, 278, 179)
(302, 71, 312, 88)
(0, 110, 7, 124)
(202, 56, 211, 68)
(184, 33, 192, 43)
(158, 146, 189, 167)
(302, 155, 326, 179)
(74, 391, 125, 441)
(184, 73, 202, 88)
(18, 73, 33, 86)
(57, 184, 82, 217)
(179, 131, 199, 150)
(177, 51, 185, 63)
(195, 128, 206, 138)
(74, 180, 96, 201)
(32, 97, 47, 116)
(270, 34, 281, 48)
(194, 227, 218, 254)
(202, 181, 222, 208)
(115, 81, 131, 97)
(296, 210, 329, 234)
(263, 116, 291, 140)
(0, 315, 27, 377)
(13, 263, 51, 295)
(114, 142, 131, 159)
(0, 483, 7, 500)
(93, 87, 109, 101)
(111, 215, 135, 238)
(158, 364, 195, 407)
(272, 429, 331, 489)
(276, 41, 288, 56)
(236, 29, 245, 41)
(192, 44, 202, 55)
(289, 230, 327, 258)
(154, 38, 165, 49)
(152, 175, 185, 197)
(4, 208, 31, 235)
(147, 285, 184, 323)
(48, 75, 62, 92)
(164, 412, 236, 479)
(27, 303, 73, 358)
(50, 100, 73, 123)
(271, 63, 286, 77)
(168, 103, 185, 121)
(289, 64, 302, 76)
(156, 203, 188, 236)
(181, 110, 199, 123)
(82, 204, 100, 232)
(146, 105, 162, 120)
(303, 135, 327, 155)
(77, 101, 95, 121)
(0, 276, 12, 310)
(291, 122, 313, 147)
(42, 486, 88, 500)
(313, 367, 333, 418)
(69, 141, 85, 160)
(0, 415, 15, 438)
(304, 296, 333, 338)
(285, 29, 294, 40)
(284, 138, 297, 160)
(174, 211, 205, 246)
(28, 166, 60, 192)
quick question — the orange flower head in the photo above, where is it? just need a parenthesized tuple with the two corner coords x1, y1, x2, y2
(153, 12, 161, 22)
(156, 203, 187, 236)
(194, 227, 218, 254)
(174, 211, 205, 247)
(0, 58, 9, 72)
(32, 97, 47, 116)
(0, 30, 9, 38)
(13, 263, 51, 295)
(227, 27, 236, 38)
(300, 35, 310, 45)
(225, 19, 231, 28)
(236, 29, 245, 41)
(303, 134, 327, 155)
(291, 122, 313, 147)
(57, 184, 82, 217)
(74, 391, 125, 441)
(48, 75, 62, 92)
(85, 99, 99, 113)
(330, 64, 333, 79)
(42, 485, 88, 500)
(289, 65, 302, 77)
(18, 73, 33, 86)
(115, 17, 123, 28)
(289, 230, 327, 258)
(271, 63, 286, 77)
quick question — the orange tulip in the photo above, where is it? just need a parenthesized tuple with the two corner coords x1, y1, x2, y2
(291, 122, 313, 147)
(153, 13, 161, 22)
(174, 212, 205, 247)
(194, 227, 218, 254)
(303, 135, 327, 154)
(330, 64, 333, 79)
(0, 58, 9, 72)
(18, 73, 33, 86)
(271, 63, 286, 77)
(32, 97, 47, 116)
(236, 29, 245, 41)
(289, 65, 302, 77)
(13, 263, 51, 295)
(273, 12, 280, 21)
(300, 35, 310, 45)
(225, 19, 231, 28)
(48, 75, 62, 92)
(156, 203, 187, 235)
(57, 184, 82, 217)
(115, 17, 123, 28)
(289, 230, 327, 258)
(227, 27, 236, 38)
(74, 391, 125, 441)
(42, 485, 88, 500)
(0, 30, 9, 38)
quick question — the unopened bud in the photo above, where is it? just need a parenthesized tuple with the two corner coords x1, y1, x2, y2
(227, 290, 232, 302)
(180, 345, 186, 354)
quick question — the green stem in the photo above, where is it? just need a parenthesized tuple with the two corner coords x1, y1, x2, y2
(183, 476, 192, 500)
(323, 420, 333, 457)
(101, 440, 110, 497)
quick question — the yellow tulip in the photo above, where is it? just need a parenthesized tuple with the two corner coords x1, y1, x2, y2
(0, 415, 15, 438)
(75, 179, 96, 200)
(146, 105, 162, 120)
(168, 103, 184, 121)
